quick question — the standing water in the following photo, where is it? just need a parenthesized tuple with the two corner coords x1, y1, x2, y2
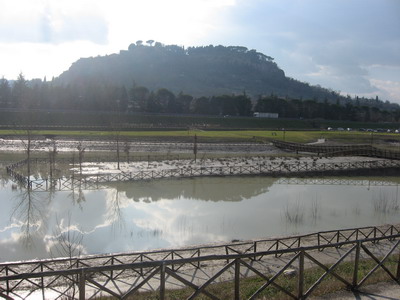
(0, 172, 399, 263)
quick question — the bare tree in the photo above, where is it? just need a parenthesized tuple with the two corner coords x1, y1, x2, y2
(17, 129, 35, 183)
(77, 142, 85, 176)
(116, 132, 121, 170)
(193, 134, 198, 162)
(124, 140, 131, 163)
(111, 122, 123, 170)
(48, 138, 58, 179)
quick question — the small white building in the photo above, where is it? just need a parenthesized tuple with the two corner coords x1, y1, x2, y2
(253, 112, 279, 118)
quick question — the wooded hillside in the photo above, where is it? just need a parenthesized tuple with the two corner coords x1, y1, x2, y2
(1, 42, 399, 125)
(56, 43, 342, 102)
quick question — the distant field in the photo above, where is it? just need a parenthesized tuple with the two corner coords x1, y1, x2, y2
(1, 109, 400, 131)
(1, 129, 399, 146)
(1, 109, 400, 148)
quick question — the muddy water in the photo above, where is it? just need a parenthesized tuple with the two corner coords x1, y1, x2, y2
(1, 170, 400, 263)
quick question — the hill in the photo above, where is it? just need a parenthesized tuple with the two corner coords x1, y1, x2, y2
(2, 42, 399, 126)
(56, 42, 343, 102)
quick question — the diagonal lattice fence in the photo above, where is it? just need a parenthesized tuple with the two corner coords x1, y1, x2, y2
(1, 225, 399, 299)
(271, 140, 400, 159)
(7, 157, 400, 192)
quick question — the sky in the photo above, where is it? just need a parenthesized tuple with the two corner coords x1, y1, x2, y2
(0, 0, 399, 103)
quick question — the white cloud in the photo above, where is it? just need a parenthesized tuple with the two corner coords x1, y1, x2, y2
(0, 0, 398, 103)
(0, 41, 110, 80)
(370, 79, 400, 102)
(102, 0, 236, 47)
(0, 0, 237, 79)
(0, 0, 108, 44)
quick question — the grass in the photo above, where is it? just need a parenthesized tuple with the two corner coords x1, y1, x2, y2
(1, 129, 400, 146)
(283, 201, 305, 225)
(2, 109, 400, 130)
(94, 255, 399, 299)
(372, 190, 400, 214)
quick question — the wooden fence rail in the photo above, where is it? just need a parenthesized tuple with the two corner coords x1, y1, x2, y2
(272, 140, 400, 159)
(276, 178, 400, 186)
(1, 225, 399, 300)
(2, 225, 397, 275)
(7, 158, 400, 191)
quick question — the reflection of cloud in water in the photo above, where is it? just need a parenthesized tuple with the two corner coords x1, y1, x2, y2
(0, 231, 49, 262)
(1, 175, 400, 262)
(77, 190, 243, 253)
(111, 176, 277, 202)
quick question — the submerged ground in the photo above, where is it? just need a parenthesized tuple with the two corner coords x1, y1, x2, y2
(1, 131, 400, 262)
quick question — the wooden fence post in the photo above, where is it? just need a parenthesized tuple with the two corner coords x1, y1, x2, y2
(110, 256, 114, 280)
(171, 251, 175, 271)
(79, 269, 86, 300)
(235, 259, 240, 300)
(197, 249, 201, 268)
(225, 246, 230, 263)
(5, 266, 9, 297)
(40, 262, 45, 299)
(317, 233, 321, 251)
(352, 241, 361, 290)
(160, 263, 166, 300)
(298, 249, 305, 299)
(396, 250, 400, 281)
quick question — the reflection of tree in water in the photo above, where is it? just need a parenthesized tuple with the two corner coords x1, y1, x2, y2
(106, 190, 126, 233)
(0, 175, 10, 188)
(11, 189, 49, 248)
(49, 212, 84, 299)
(68, 181, 86, 209)
(116, 177, 277, 202)
(50, 212, 84, 259)
(0, 162, 11, 187)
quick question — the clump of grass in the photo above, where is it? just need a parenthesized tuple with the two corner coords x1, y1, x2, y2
(372, 190, 399, 214)
(283, 201, 305, 224)
(310, 195, 321, 224)
(352, 203, 361, 215)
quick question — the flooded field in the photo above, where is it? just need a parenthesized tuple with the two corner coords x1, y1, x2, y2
(1, 160, 399, 262)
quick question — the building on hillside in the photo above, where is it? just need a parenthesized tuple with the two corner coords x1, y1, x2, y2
(253, 112, 279, 118)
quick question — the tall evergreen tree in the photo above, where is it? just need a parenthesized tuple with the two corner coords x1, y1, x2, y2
(12, 73, 30, 109)
(0, 77, 11, 108)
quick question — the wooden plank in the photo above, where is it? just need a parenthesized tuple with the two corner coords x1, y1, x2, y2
(304, 246, 355, 297)
(165, 268, 220, 300)
(353, 241, 361, 288)
(241, 259, 297, 300)
(188, 261, 235, 300)
(234, 259, 240, 300)
(298, 250, 304, 299)
(79, 270, 86, 300)
(358, 241, 400, 287)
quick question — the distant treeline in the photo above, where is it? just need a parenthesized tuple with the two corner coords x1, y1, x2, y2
(0, 73, 399, 123)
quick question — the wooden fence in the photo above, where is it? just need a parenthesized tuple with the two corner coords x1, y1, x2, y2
(272, 140, 400, 159)
(7, 157, 400, 191)
(276, 178, 400, 186)
(1, 225, 399, 299)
